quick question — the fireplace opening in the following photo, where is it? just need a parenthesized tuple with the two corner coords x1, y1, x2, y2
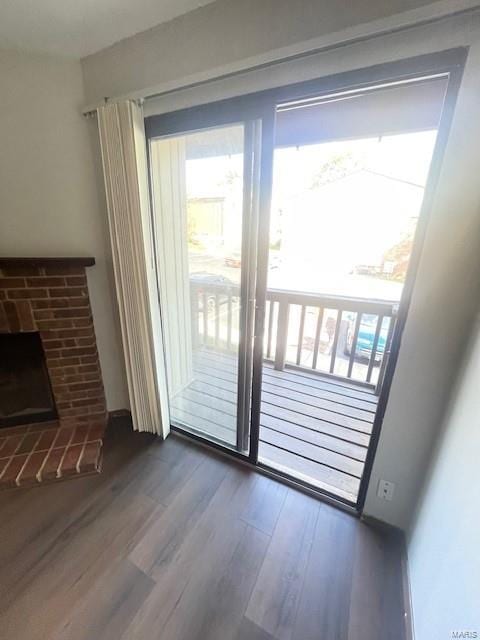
(0, 332, 57, 429)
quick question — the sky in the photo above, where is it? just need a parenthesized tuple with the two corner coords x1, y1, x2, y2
(184, 127, 438, 301)
(268, 130, 438, 299)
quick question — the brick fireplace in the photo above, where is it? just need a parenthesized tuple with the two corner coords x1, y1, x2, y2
(0, 258, 107, 489)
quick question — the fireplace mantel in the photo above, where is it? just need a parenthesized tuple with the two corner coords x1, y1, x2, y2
(0, 257, 95, 268)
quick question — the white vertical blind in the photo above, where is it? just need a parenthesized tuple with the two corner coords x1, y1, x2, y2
(97, 100, 170, 437)
(150, 137, 193, 397)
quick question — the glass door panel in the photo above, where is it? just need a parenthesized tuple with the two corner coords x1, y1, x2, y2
(150, 123, 257, 452)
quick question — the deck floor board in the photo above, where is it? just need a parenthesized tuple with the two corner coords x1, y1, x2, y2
(172, 349, 378, 502)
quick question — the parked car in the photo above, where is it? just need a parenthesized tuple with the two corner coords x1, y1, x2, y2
(352, 264, 382, 276)
(190, 272, 236, 313)
(268, 253, 282, 270)
(224, 252, 241, 268)
(344, 313, 389, 362)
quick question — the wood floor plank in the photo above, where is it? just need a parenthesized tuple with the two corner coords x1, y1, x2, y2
(291, 503, 357, 640)
(187, 376, 366, 461)
(348, 524, 408, 640)
(187, 375, 369, 459)
(177, 345, 373, 501)
(199, 355, 377, 406)
(238, 472, 288, 535)
(192, 372, 376, 419)
(124, 465, 269, 639)
(159, 523, 270, 640)
(186, 363, 372, 446)
(261, 403, 370, 447)
(143, 430, 204, 464)
(347, 523, 384, 640)
(260, 414, 367, 461)
(172, 393, 236, 426)
(0, 429, 145, 572)
(128, 454, 229, 579)
(181, 386, 236, 415)
(260, 427, 364, 477)
(194, 351, 378, 416)
(258, 441, 360, 501)
(263, 361, 378, 398)
(263, 384, 375, 421)
(1, 487, 158, 640)
(0, 426, 407, 640)
(51, 559, 155, 640)
(181, 373, 370, 450)
(136, 446, 204, 506)
(261, 375, 377, 412)
(263, 369, 377, 404)
(0, 439, 156, 608)
(192, 361, 238, 384)
(189, 378, 239, 404)
(261, 390, 372, 434)
(196, 349, 378, 400)
(170, 405, 236, 442)
(172, 350, 376, 502)
(235, 618, 278, 640)
(245, 488, 319, 640)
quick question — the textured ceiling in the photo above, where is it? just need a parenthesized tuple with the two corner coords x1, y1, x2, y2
(0, 0, 216, 58)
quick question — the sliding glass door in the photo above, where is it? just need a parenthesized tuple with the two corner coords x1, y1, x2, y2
(146, 50, 462, 509)
(149, 120, 263, 453)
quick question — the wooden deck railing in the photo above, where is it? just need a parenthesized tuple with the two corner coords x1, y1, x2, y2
(190, 279, 397, 391)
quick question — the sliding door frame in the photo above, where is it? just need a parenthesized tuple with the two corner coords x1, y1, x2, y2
(145, 47, 467, 512)
(237, 120, 262, 452)
(146, 106, 275, 461)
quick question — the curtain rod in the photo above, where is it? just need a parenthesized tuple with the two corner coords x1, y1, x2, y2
(82, 3, 479, 117)
(84, 97, 143, 118)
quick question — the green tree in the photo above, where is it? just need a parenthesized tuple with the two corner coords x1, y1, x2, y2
(309, 152, 360, 189)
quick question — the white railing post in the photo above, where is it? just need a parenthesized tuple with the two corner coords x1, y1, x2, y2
(274, 298, 289, 371)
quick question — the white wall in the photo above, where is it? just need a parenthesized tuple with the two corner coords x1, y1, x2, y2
(82, 4, 480, 529)
(362, 16, 480, 528)
(81, 0, 442, 104)
(408, 313, 480, 639)
(0, 49, 128, 411)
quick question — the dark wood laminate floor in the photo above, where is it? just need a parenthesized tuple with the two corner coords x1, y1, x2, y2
(0, 422, 408, 640)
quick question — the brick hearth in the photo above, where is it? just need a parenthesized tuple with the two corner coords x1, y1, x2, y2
(0, 422, 104, 488)
(0, 257, 107, 489)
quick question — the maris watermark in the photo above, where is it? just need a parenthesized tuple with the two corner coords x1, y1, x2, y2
(451, 632, 478, 639)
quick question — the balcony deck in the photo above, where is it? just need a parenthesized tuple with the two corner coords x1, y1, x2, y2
(171, 349, 378, 503)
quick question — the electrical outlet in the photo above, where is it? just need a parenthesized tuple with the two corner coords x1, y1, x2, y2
(377, 479, 395, 501)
